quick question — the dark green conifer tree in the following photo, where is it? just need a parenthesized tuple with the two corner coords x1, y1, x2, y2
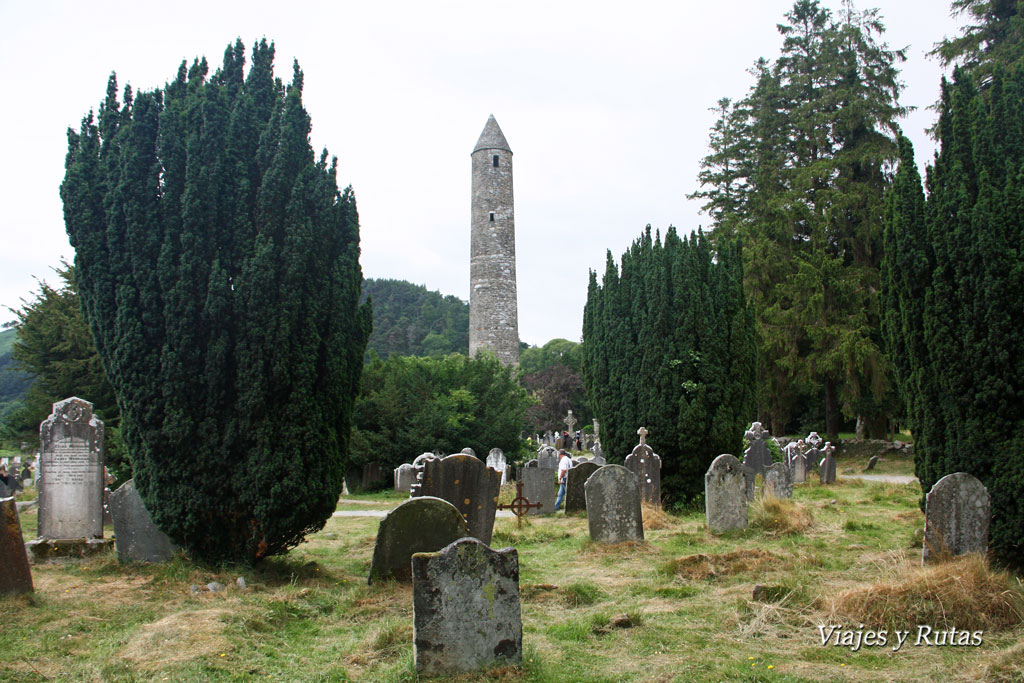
(582, 228, 755, 506)
(61, 40, 371, 563)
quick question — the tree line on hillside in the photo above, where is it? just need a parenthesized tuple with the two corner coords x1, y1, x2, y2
(361, 278, 469, 360)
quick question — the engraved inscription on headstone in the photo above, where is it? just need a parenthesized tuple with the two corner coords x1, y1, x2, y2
(38, 397, 105, 540)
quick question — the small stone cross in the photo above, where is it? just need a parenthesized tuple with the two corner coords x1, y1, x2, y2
(564, 410, 577, 433)
(497, 480, 542, 526)
(637, 426, 649, 446)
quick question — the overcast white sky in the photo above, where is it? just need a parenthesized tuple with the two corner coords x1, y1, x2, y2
(0, 1, 962, 346)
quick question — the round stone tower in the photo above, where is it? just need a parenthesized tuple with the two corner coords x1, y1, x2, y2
(469, 115, 519, 367)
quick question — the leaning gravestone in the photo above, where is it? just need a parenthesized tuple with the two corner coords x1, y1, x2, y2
(743, 421, 772, 478)
(518, 466, 555, 516)
(109, 479, 178, 563)
(37, 397, 105, 540)
(564, 461, 601, 514)
(922, 472, 990, 564)
(394, 463, 417, 493)
(486, 449, 508, 485)
(624, 427, 661, 505)
(536, 446, 558, 469)
(763, 462, 793, 499)
(818, 443, 837, 484)
(705, 454, 748, 533)
(413, 455, 501, 545)
(584, 465, 644, 543)
(369, 497, 469, 583)
(0, 496, 33, 594)
(412, 537, 521, 674)
(865, 455, 879, 471)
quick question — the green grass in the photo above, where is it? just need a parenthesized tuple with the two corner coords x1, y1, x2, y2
(2, 476, 1022, 682)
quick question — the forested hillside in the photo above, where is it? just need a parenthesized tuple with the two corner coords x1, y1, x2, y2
(0, 327, 32, 420)
(362, 278, 469, 360)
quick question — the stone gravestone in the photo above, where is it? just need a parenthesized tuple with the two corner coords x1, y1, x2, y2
(369, 496, 469, 583)
(0, 496, 33, 594)
(922, 472, 990, 564)
(584, 465, 644, 543)
(762, 462, 793, 499)
(743, 421, 772, 478)
(524, 459, 538, 468)
(109, 479, 178, 563)
(865, 455, 879, 471)
(536, 446, 558, 469)
(413, 452, 439, 468)
(818, 442, 837, 484)
(486, 448, 508, 485)
(412, 537, 521, 675)
(394, 463, 417, 493)
(412, 454, 501, 545)
(804, 445, 822, 476)
(0, 480, 8, 499)
(37, 397, 105, 540)
(624, 427, 661, 505)
(590, 443, 605, 465)
(705, 454, 748, 533)
(518, 466, 555, 516)
(564, 461, 601, 514)
(460, 447, 477, 457)
(792, 452, 808, 484)
(564, 410, 577, 448)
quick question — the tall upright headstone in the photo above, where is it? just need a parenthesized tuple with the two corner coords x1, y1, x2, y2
(0, 496, 33, 594)
(518, 466, 556, 516)
(486, 448, 508, 485)
(922, 472, 990, 564)
(818, 442, 837, 485)
(536, 445, 558, 469)
(584, 465, 644, 543)
(564, 461, 601, 514)
(705, 454, 748, 533)
(564, 410, 577, 438)
(37, 397, 105, 540)
(412, 538, 521, 674)
(743, 422, 771, 478)
(394, 463, 417, 493)
(624, 427, 661, 505)
(469, 115, 519, 367)
(412, 454, 501, 545)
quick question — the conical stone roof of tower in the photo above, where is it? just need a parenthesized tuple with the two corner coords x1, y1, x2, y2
(473, 114, 512, 153)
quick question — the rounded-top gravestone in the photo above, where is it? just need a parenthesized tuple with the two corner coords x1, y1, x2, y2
(923, 472, 990, 564)
(584, 465, 644, 543)
(564, 461, 601, 514)
(705, 454, 748, 533)
(412, 455, 501, 545)
(369, 496, 469, 583)
(38, 397, 105, 540)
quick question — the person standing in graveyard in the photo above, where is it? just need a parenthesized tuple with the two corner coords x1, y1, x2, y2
(554, 449, 572, 512)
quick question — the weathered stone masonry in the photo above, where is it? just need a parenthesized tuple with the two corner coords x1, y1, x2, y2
(470, 115, 520, 367)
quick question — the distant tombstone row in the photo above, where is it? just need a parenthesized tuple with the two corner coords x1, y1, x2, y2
(922, 472, 990, 565)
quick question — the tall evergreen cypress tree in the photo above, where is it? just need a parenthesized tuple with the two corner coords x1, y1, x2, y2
(883, 66, 1024, 566)
(61, 40, 371, 563)
(582, 228, 755, 506)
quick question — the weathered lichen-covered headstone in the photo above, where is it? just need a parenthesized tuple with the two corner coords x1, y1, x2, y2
(369, 497, 469, 583)
(412, 537, 521, 675)
(865, 455, 879, 471)
(763, 462, 793, 499)
(743, 421, 772, 478)
(518, 466, 556, 516)
(584, 465, 644, 543)
(109, 479, 178, 563)
(536, 445, 558, 469)
(486, 449, 508, 485)
(705, 454, 748, 533)
(412, 455, 501, 545)
(818, 443, 837, 485)
(0, 497, 33, 594)
(624, 427, 662, 506)
(564, 461, 601, 514)
(38, 397, 105, 540)
(922, 472, 990, 565)
(394, 463, 417, 493)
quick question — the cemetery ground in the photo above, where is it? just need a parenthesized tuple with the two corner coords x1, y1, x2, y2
(3, 455, 1023, 682)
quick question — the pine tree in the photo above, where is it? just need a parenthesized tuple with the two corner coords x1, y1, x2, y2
(61, 40, 371, 563)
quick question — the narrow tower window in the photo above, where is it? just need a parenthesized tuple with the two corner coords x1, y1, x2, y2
(489, 212, 495, 222)
(493, 155, 499, 167)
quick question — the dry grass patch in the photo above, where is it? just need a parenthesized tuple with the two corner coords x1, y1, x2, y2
(749, 495, 813, 535)
(664, 549, 779, 580)
(119, 608, 233, 670)
(641, 502, 676, 530)
(826, 553, 1024, 632)
(965, 637, 1024, 682)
